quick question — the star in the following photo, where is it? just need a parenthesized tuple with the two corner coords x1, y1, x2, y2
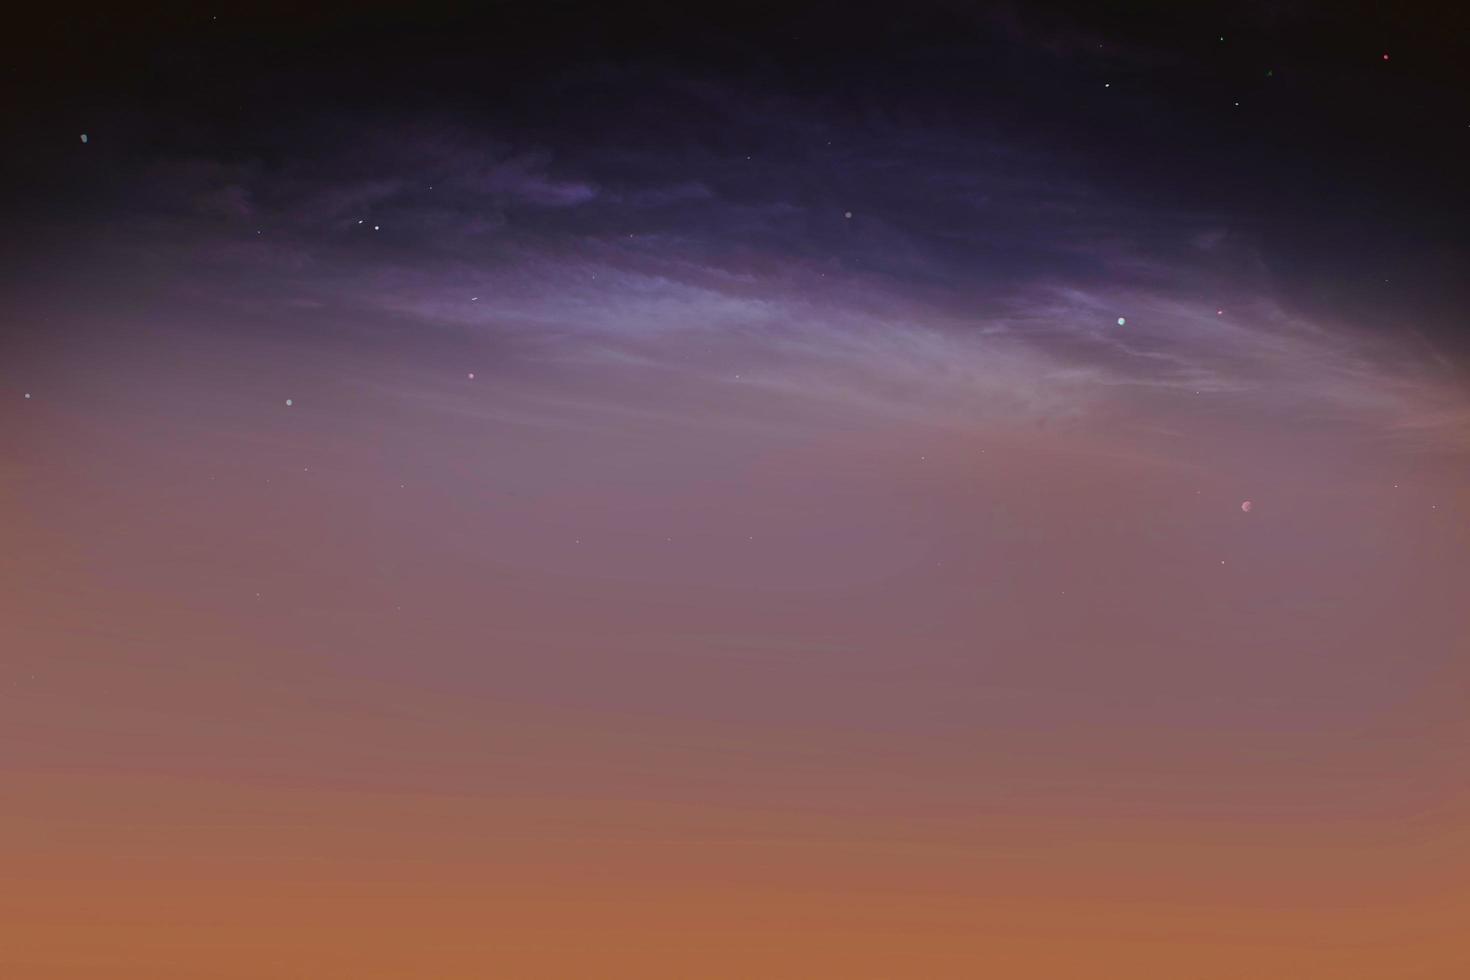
(844, 211, 853, 219)
(285, 398, 293, 407)
(79, 134, 88, 144)
(1116, 316, 1126, 326)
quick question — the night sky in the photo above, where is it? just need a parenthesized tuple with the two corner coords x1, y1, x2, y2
(3, 2, 1470, 976)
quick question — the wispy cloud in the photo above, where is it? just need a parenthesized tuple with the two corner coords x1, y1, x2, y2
(77, 103, 1470, 452)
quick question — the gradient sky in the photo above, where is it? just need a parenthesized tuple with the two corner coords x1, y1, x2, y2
(3, 2, 1469, 977)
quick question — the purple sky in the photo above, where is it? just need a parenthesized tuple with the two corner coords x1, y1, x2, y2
(3, 3, 1469, 976)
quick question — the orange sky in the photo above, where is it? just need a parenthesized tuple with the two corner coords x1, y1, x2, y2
(4, 323, 1468, 975)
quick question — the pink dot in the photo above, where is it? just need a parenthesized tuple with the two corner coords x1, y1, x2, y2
(1240, 500, 1253, 513)
(1216, 309, 1224, 315)
(1382, 53, 1389, 61)
(467, 372, 476, 380)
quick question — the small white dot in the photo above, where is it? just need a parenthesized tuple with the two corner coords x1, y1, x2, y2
(844, 211, 853, 219)
(285, 398, 293, 407)
(1116, 316, 1126, 326)
(467, 372, 475, 380)
(79, 133, 88, 144)
(24, 392, 31, 399)
(373, 225, 380, 231)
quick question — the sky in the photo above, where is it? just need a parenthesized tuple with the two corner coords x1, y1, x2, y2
(2, 2, 1469, 976)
